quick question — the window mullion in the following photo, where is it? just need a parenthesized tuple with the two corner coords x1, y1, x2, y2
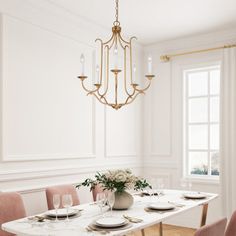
(207, 71, 211, 176)
(186, 73, 190, 176)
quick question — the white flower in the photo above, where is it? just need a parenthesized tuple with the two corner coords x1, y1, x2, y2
(114, 170, 128, 182)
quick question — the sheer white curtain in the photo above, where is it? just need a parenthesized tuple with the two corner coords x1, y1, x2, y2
(220, 47, 236, 218)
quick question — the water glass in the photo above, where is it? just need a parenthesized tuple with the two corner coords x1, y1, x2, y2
(62, 194, 73, 221)
(53, 194, 60, 222)
(96, 192, 106, 216)
(180, 178, 192, 192)
(156, 178, 164, 196)
(107, 192, 115, 216)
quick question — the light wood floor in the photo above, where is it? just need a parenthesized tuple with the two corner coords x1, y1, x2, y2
(128, 224, 196, 236)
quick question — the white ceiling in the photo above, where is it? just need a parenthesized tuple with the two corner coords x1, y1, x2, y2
(47, 0, 236, 45)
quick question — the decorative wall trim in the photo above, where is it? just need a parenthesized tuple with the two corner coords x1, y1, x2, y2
(0, 162, 142, 183)
(0, 14, 97, 162)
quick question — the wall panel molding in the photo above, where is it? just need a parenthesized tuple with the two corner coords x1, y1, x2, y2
(1, 14, 96, 162)
(104, 105, 139, 158)
(0, 162, 142, 183)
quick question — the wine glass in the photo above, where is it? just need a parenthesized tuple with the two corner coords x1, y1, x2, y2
(96, 192, 106, 216)
(107, 192, 115, 216)
(62, 194, 73, 221)
(180, 178, 192, 192)
(156, 178, 164, 196)
(53, 194, 60, 222)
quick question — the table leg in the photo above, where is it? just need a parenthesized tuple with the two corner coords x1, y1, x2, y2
(159, 222, 163, 236)
(200, 203, 209, 227)
(141, 229, 145, 236)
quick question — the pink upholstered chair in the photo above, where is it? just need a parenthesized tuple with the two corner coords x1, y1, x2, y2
(92, 184, 110, 201)
(0, 192, 26, 236)
(46, 184, 80, 210)
(225, 210, 236, 236)
(194, 218, 227, 236)
(92, 184, 105, 201)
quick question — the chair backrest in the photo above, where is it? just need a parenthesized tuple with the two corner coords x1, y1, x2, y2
(45, 184, 80, 210)
(225, 210, 236, 236)
(194, 218, 227, 236)
(92, 184, 103, 201)
(92, 184, 110, 201)
(0, 192, 26, 236)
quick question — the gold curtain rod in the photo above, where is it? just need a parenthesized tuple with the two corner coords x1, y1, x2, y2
(160, 44, 236, 62)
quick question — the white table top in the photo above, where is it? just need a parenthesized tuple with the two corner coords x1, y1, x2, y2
(2, 190, 218, 236)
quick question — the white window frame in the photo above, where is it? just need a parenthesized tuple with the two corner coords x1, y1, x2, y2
(183, 64, 220, 181)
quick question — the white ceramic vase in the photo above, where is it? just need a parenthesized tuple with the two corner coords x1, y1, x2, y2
(113, 191, 134, 210)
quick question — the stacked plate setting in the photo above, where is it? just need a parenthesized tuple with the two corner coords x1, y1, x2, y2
(147, 202, 175, 211)
(45, 209, 79, 218)
(91, 217, 130, 230)
(183, 192, 207, 199)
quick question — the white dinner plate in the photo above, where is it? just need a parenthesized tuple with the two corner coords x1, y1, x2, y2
(147, 202, 175, 210)
(45, 208, 78, 217)
(183, 192, 206, 199)
(95, 217, 127, 228)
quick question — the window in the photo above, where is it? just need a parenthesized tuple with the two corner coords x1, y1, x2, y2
(183, 65, 220, 178)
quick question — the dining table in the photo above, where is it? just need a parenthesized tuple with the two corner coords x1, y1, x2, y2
(2, 189, 218, 236)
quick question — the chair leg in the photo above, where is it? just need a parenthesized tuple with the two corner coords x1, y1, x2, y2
(141, 229, 145, 236)
(159, 222, 163, 236)
(200, 203, 209, 227)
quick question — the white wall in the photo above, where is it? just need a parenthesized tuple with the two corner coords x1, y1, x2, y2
(1, 0, 236, 227)
(143, 28, 236, 228)
(0, 0, 144, 215)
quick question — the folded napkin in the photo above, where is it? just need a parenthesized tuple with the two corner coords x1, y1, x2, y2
(123, 215, 143, 223)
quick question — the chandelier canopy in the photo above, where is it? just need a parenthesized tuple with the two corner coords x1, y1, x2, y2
(78, 0, 155, 110)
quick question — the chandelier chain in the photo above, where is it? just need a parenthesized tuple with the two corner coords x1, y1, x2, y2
(114, 0, 120, 25)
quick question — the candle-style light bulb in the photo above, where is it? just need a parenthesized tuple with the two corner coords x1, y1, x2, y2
(113, 44, 118, 69)
(148, 56, 152, 75)
(133, 64, 137, 83)
(95, 65, 100, 84)
(80, 54, 85, 75)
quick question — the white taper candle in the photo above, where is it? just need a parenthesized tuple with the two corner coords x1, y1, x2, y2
(80, 54, 85, 75)
(148, 56, 152, 75)
(96, 65, 100, 84)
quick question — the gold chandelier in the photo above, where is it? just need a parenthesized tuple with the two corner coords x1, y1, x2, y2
(78, 0, 154, 110)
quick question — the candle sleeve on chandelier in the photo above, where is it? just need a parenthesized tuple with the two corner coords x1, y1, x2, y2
(148, 56, 152, 75)
(133, 64, 137, 83)
(80, 54, 85, 75)
(113, 45, 118, 69)
(95, 65, 100, 84)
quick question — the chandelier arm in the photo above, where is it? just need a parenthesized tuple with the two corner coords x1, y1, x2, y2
(94, 93, 120, 110)
(123, 94, 134, 105)
(118, 33, 131, 45)
(125, 91, 144, 105)
(107, 33, 116, 50)
(91, 92, 110, 105)
(117, 35, 126, 50)
(81, 80, 100, 94)
(100, 95, 110, 105)
(133, 80, 152, 93)
(124, 46, 134, 97)
(101, 32, 115, 46)
(97, 45, 110, 97)
(130, 36, 138, 43)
